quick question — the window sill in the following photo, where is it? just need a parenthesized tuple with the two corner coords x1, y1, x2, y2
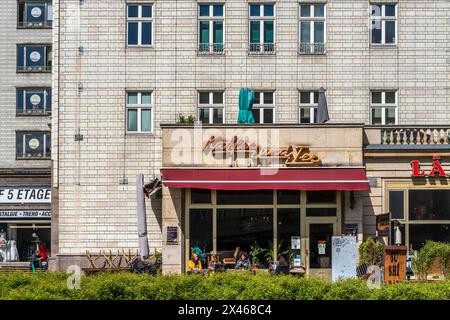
(16, 157, 51, 161)
(197, 51, 225, 57)
(17, 26, 52, 30)
(298, 52, 326, 56)
(17, 69, 52, 74)
(126, 45, 154, 49)
(370, 44, 398, 49)
(16, 112, 51, 117)
(126, 132, 157, 136)
(248, 52, 276, 56)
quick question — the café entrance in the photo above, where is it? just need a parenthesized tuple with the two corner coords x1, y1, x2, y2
(185, 188, 342, 277)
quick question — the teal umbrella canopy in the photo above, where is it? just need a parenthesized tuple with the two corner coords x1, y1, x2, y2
(237, 87, 255, 124)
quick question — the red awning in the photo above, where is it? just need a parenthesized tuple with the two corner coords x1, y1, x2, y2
(161, 168, 370, 191)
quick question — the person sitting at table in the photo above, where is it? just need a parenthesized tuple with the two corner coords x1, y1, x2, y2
(235, 251, 251, 270)
(208, 254, 222, 272)
(188, 252, 203, 271)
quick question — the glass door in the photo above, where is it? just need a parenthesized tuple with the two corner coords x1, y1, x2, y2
(306, 221, 336, 279)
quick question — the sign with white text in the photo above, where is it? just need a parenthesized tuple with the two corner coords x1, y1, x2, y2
(0, 188, 51, 204)
(0, 210, 51, 219)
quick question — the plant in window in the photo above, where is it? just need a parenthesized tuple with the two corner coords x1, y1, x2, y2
(178, 114, 196, 124)
(264, 240, 290, 266)
(358, 237, 384, 267)
(249, 242, 266, 268)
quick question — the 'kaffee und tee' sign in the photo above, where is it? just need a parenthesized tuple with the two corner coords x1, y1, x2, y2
(0, 188, 51, 204)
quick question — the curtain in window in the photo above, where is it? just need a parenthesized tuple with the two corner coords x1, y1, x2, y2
(213, 21, 223, 44)
(250, 21, 260, 43)
(141, 109, 152, 132)
(264, 21, 274, 43)
(314, 22, 324, 43)
(199, 21, 209, 44)
(300, 22, 310, 43)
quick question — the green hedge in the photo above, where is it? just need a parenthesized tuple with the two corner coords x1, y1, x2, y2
(0, 272, 449, 300)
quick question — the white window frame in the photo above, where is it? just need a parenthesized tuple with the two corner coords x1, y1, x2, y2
(198, 4, 225, 54)
(248, 3, 276, 54)
(299, 4, 326, 54)
(126, 92, 154, 133)
(252, 91, 275, 124)
(127, 4, 154, 47)
(370, 3, 397, 45)
(299, 91, 319, 124)
(197, 91, 225, 124)
(370, 90, 398, 125)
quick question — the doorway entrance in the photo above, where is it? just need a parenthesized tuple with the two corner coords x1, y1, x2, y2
(306, 221, 338, 279)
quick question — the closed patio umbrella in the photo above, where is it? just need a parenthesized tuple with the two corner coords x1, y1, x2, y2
(136, 174, 149, 259)
(237, 87, 255, 124)
(317, 87, 330, 124)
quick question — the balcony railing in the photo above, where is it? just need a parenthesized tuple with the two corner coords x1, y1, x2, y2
(365, 126, 450, 146)
(17, 152, 51, 160)
(17, 65, 52, 73)
(18, 21, 52, 28)
(17, 108, 51, 116)
(299, 42, 326, 55)
(198, 43, 224, 55)
(249, 43, 275, 55)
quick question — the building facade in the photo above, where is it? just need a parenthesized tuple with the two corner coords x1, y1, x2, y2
(51, 0, 450, 276)
(0, 0, 53, 266)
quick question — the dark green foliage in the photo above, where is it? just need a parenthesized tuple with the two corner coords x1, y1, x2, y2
(0, 272, 449, 300)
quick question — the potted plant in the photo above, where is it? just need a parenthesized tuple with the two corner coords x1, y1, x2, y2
(249, 242, 266, 269)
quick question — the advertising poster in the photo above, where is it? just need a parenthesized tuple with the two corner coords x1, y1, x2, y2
(332, 236, 357, 281)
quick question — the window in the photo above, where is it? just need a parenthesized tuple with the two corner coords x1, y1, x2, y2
(197, 91, 224, 124)
(299, 91, 319, 123)
(389, 191, 404, 220)
(16, 88, 51, 115)
(16, 132, 51, 159)
(126, 92, 153, 133)
(249, 3, 275, 54)
(370, 4, 396, 45)
(127, 4, 153, 46)
(251, 91, 275, 124)
(17, 45, 52, 72)
(18, 1, 53, 28)
(299, 3, 326, 54)
(189, 209, 213, 254)
(198, 4, 224, 54)
(409, 190, 450, 221)
(370, 90, 397, 125)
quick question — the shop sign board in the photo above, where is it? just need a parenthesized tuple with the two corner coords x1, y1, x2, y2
(376, 213, 390, 237)
(0, 188, 51, 204)
(384, 245, 407, 283)
(0, 210, 51, 219)
(203, 135, 321, 167)
(411, 155, 448, 177)
(332, 236, 357, 281)
(166, 226, 178, 245)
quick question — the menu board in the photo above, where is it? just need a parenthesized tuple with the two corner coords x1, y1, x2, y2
(384, 246, 407, 283)
(166, 226, 178, 245)
(332, 236, 357, 281)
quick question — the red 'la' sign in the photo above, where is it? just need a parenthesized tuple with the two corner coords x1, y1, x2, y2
(411, 155, 446, 177)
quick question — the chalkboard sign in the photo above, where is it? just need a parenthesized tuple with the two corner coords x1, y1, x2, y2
(332, 236, 357, 281)
(384, 245, 407, 283)
(166, 226, 178, 245)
